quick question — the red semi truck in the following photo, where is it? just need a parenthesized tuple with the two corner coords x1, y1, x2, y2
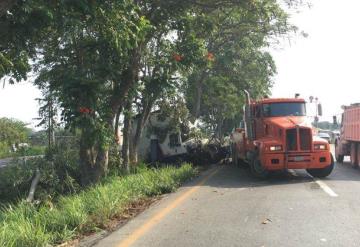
(335, 104, 360, 166)
(231, 91, 334, 178)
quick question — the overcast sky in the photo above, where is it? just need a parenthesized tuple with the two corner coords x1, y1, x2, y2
(271, 0, 360, 120)
(0, 0, 359, 128)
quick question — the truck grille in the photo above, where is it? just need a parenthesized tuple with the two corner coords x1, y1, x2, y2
(286, 128, 312, 151)
(299, 128, 311, 150)
(286, 129, 297, 151)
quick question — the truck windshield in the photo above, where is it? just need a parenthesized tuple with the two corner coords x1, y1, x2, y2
(262, 102, 306, 117)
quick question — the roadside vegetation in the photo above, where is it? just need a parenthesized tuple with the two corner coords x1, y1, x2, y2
(0, 0, 304, 184)
(0, 1, 307, 246)
(0, 163, 196, 247)
(0, 117, 46, 159)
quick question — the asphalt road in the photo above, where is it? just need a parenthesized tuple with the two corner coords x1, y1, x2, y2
(0, 155, 43, 169)
(0, 158, 13, 168)
(95, 155, 360, 247)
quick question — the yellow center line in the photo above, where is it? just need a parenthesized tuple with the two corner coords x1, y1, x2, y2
(117, 166, 221, 247)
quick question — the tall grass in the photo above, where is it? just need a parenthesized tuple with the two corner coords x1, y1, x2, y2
(0, 163, 196, 247)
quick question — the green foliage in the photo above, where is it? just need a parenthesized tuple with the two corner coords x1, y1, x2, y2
(0, 144, 81, 204)
(0, 0, 302, 182)
(0, 118, 31, 157)
(0, 145, 46, 159)
(316, 121, 339, 131)
(0, 0, 46, 81)
(184, 1, 294, 139)
(0, 118, 30, 145)
(32, 1, 148, 148)
(0, 164, 196, 246)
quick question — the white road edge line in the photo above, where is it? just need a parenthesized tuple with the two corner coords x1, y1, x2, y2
(288, 169, 298, 177)
(314, 180, 338, 197)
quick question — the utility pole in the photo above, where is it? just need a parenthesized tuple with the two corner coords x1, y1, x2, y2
(47, 92, 56, 148)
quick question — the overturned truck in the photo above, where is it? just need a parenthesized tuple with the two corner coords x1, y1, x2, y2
(132, 111, 228, 164)
(132, 111, 188, 163)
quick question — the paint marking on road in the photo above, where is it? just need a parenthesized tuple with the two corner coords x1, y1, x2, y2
(314, 180, 338, 197)
(116, 166, 221, 247)
(288, 169, 298, 177)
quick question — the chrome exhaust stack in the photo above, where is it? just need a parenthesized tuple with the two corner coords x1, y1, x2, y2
(243, 90, 254, 141)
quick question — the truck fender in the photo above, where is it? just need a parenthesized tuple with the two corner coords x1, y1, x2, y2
(246, 149, 258, 162)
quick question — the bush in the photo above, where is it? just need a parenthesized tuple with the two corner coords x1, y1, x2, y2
(0, 145, 46, 159)
(0, 164, 196, 247)
(0, 144, 81, 204)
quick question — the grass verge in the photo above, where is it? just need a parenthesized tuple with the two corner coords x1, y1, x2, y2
(0, 146, 46, 159)
(0, 163, 196, 247)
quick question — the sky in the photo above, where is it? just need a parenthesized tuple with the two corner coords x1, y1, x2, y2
(0, 80, 41, 129)
(0, 0, 359, 127)
(271, 0, 360, 121)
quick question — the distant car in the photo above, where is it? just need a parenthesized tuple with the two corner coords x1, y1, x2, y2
(317, 132, 331, 143)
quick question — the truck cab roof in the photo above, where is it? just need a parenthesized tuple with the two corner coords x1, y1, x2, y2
(256, 98, 306, 104)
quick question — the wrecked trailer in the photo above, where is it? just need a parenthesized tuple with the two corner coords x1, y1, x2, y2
(130, 111, 229, 164)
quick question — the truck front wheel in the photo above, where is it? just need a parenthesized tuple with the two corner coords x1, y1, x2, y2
(336, 154, 344, 163)
(250, 154, 269, 178)
(231, 144, 239, 167)
(335, 142, 344, 163)
(306, 155, 335, 178)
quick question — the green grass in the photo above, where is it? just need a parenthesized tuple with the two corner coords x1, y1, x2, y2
(0, 146, 46, 159)
(0, 163, 196, 247)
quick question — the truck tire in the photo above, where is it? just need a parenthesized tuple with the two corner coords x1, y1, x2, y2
(350, 143, 358, 168)
(306, 155, 335, 178)
(250, 154, 269, 178)
(335, 141, 344, 163)
(231, 144, 239, 167)
(335, 154, 344, 163)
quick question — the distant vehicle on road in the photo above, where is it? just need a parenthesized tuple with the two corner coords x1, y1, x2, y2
(231, 91, 334, 178)
(317, 132, 331, 143)
(335, 103, 360, 166)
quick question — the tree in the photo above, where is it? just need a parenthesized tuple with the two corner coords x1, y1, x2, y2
(32, 0, 148, 185)
(184, 1, 294, 140)
(36, 88, 58, 147)
(125, 19, 206, 163)
(0, 118, 30, 152)
(0, 0, 56, 83)
(0, 0, 306, 184)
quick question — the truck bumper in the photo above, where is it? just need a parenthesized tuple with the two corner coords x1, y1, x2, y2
(261, 151, 332, 170)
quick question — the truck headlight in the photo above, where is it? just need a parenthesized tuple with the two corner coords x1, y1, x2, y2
(314, 144, 327, 150)
(270, 145, 282, 151)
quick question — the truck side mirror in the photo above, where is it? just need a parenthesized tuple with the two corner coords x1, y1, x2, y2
(317, 103, 323, 116)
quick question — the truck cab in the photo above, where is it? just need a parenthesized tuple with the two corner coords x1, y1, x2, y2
(231, 93, 334, 178)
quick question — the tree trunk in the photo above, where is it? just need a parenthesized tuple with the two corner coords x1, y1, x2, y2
(193, 71, 207, 118)
(216, 118, 224, 143)
(111, 48, 141, 137)
(129, 99, 153, 164)
(129, 136, 137, 165)
(26, 169, 41, 203)
(122, 102, 132, 173)
(79, 131, 109, 186)
(114, 105, 123, 144)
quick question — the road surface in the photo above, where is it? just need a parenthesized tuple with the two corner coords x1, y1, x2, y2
(0, 155, 43, 169)
(0, 158, 13, 168)
(95, 157, 360, 247)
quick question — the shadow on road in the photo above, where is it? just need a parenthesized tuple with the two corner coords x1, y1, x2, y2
(192, 161, 360, 190)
